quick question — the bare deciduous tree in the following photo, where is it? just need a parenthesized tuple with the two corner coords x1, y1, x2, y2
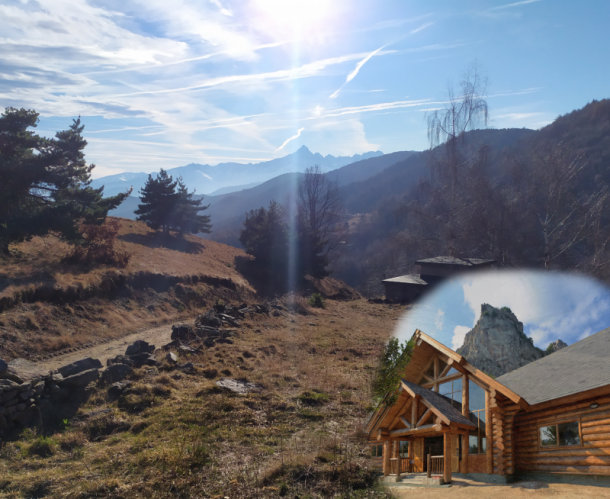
(297, 165, 344, 258)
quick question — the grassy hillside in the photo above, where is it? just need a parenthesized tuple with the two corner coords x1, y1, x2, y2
(0, 218, 253, 360)
(0, 218, 403, 498)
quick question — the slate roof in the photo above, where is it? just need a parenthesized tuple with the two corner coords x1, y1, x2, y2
(497, 326, 610, 405)
(401, 378, 476, 428)
(416, 256, 496, 266)
(382, 274, 428, 285)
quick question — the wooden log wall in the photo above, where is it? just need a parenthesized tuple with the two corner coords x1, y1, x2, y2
(513, 394, 610, 476)
(490, 396, 521, 476)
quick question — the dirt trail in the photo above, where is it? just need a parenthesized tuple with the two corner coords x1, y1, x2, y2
(36, 324, 174, 372)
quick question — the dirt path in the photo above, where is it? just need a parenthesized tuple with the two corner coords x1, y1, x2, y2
(36, 324, 174, 372)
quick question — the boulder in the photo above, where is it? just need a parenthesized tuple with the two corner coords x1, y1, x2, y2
(129, 353, 158, 367)
(171, 323, 194, 342)
(166, 352, 178, 363)
(125, 340, 155, 356)
(107, 355, 134, 367)
(4, 358, 49, 384)
(215, 378, 263, 394)
(0, 358, 7, 376)
(196, 311, 222, 328)
(59, 368, 100, 388)
(57, 357, 103, 378)
(101, 364, 133, 384)
(108, 381, 132, 399)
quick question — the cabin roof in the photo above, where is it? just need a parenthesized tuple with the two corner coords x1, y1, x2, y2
(382, 274, 428, 285)
(415, 256, 495, 266)
(401, 379, 476, 428)
(497, 326, 610, 406)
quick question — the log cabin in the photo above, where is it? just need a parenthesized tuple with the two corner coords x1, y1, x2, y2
(366, 326, 610, 486)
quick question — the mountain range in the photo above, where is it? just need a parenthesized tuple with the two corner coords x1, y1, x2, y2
(92, 146, 384, 198)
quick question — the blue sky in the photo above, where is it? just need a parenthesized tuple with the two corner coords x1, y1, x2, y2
(1, 0, 609, 178)
(393, 270, 610, 351)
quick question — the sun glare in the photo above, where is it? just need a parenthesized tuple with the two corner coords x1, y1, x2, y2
(253, 0, 335, 37)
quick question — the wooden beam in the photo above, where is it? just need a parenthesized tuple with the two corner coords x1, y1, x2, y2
(377, 428, 389, 441)
(383, 440, 391, 476)
(421, 373, 434, 383)
(421, 372, 462, 389)
(400, 380, 418, 400)
(447, 358, 469, 375)
(526, 384, 610, 413)
(418, 396, 451, 426)
(462, 374, 469, 417)
(414, 329, 463, 363)
(439, 361, 453, 379)
(400, 416, 411, 429)
(389, 398, 413, 430)
(390, 423, 443, 436)
(417, 408, 433, 427)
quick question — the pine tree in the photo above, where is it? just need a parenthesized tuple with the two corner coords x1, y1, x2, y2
(240, 201, 287, 273)
(134, 169, 179, 235)
(171, 177, 212, 235)
(0, 107, 130, 254)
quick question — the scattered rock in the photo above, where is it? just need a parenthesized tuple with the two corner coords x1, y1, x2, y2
(0, 359, 7, 376)
(102, 364, 133, 384)
(178, 345, 196, 354)
(308, 323, 316, 326)
(107, 355, 134, 367)
(108, 381, 132, 399)
(57, 358, 103, 378)
(166, 352, 178, 363)
(202, 369, 218, 379)
(129, 353, 158, 368)
(4, 358, 49, 384)
(272, 310, 282, 317)
(216, 338, 233, 345)
(0, 379, 19, 392)
(125, 340, 155, 356)
(60, 369, 100, 388)
(254, 304, 269, 314)
(215, 378, 263, 394)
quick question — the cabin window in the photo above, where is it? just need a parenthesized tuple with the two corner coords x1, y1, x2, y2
(371, 444, 384, 457)
(399, 441, 409, 458)
(439, 378, 463, 410)
(539, 421, 581, 448)
(468, 381, 487, 454)
(469, 409, 486, 454)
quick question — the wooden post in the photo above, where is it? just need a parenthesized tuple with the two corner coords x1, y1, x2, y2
(461, 374, 469, 474)
(412, 397, 418, 428)
(395, 441, 402, 481)
(462, 374, 469, 416)
(383, 440, 391, 476)
(444, 432, 452, 483)
(461, 434, 469, 474)
(433, 356, 439, 392)
(408, 438, 413, 473)
(427, 454, 431, 478)
(485, 389, 492, 474)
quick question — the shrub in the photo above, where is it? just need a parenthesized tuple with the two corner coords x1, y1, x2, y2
(309, 293, 325, 308)
(501, 306, 513, 314)
(66, 219, 130, 267)
(27, 435, 56, 457)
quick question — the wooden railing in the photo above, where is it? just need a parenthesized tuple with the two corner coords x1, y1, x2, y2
(427, 455, 444, 477)
(389, 458, 409, 475)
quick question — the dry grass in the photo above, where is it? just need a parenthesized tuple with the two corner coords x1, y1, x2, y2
(0, 298, 406, 498)
(0, 217, 253, 299)
(0, 218, 256, 360)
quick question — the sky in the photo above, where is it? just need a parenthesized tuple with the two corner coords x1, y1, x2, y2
(2, 0, 609, 178)
(393, 270, 610, 352)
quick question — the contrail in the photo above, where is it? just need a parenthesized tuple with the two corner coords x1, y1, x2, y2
(330, 44, 387, 99)
(276, 128, 305, 151)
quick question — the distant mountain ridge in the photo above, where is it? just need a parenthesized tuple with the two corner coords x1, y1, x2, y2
(92, 146, 384, 198)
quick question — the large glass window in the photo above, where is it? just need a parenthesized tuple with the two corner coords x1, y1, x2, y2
(468, 381, 487, 454)
(439, 377, 463, 411)
(540, 421, 581, 447)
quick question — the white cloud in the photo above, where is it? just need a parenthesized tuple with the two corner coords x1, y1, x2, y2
(452, 326, 471, 350)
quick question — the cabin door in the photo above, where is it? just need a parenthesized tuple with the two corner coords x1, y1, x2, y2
(412, 438, 424, 472)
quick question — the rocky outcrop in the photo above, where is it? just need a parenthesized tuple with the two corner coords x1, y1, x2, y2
(546, 339, 568, 355)
(457, 304, 544, 377)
